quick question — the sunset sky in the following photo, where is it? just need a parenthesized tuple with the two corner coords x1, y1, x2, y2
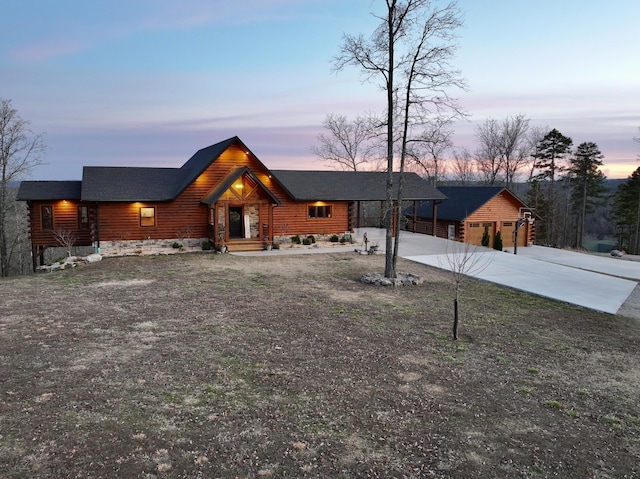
(2, 0, 639, 180)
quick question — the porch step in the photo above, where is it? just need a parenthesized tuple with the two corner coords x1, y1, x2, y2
(223, 240, 264, 252)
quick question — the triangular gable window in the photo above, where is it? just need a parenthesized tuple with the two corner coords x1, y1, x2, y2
(230, 174, 257, 200)
(201, 167, 281, 206)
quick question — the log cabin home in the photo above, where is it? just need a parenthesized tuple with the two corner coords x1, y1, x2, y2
(404, 186, 536, 249)
(17, 136, 446, 267)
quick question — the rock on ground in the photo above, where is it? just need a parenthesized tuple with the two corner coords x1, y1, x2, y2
(360, 271, 423, 286)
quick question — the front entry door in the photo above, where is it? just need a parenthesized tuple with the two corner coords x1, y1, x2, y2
(229, 207, 243, 238)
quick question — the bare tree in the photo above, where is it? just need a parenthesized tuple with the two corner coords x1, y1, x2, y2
(449, 147, 477, 185)
(0, 98, 46, 277)
(334, 0, 466, 278)
(311, 114, 383, 171)
(525, 125, 549, 181)
(406, 118, 454, 186)
(500, 114, 531, 190)
(440, 239, 493, 340)
(1, 186, 30, 275)
(474, 118, 503, 186)
(474, 114, 533, 189)
(53, 229, 78, 258)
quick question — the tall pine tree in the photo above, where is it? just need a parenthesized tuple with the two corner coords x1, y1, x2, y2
(565, 142, 606, 249)
(528, 129, 573, 245)
(613, 167, 640, 254)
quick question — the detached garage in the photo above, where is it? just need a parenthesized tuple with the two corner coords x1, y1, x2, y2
(405, 186, 535, 249)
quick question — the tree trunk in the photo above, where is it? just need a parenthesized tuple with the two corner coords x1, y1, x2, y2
(453, 297, 459, 341)
(0, 186, 8, 277)
(578, 179, 587, 249)
(383, 1, 396, 279)
(635, 191, 640, 255)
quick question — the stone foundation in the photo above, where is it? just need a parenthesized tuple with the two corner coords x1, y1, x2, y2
(97, 238, 209, 257)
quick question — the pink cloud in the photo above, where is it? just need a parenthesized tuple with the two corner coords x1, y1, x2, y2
(10, 40, 84, 62)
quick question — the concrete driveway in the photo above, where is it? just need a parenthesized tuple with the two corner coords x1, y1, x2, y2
(355, 228, 639, 316)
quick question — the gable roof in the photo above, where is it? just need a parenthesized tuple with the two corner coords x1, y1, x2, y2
(16, 181, 82, 201)
(271, 170, 446, 201)
(177, 136, 273, 197)
(201, 167, 281, 205)
(17, 137, 445, 204)
(406, 186, 524, 221)
(80, 137, 259, 202)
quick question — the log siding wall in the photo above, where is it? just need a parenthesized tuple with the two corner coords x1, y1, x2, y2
(23, 144, 366, 253)
(97, 145, 281, 243)
(273, 201, 351, 238)
(26, 200, 94, 248)
(465, 192, 532, 247)
(407, 191, 534, 247)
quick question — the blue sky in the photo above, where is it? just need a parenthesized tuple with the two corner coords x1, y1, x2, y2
(2, 0, 639, 180)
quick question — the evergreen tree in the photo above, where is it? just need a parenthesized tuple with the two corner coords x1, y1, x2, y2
(613, 167, 640, 254)
(481, 225, 490, 247)
(493, 231, 503, 251)
(564, 142, 606, 249)
(530, 129, 573, 246)
(525, 178, 549, 242)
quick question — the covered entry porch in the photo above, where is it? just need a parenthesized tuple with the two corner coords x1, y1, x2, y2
(202, 167, 281, 252)
(209, 201, 276, 252)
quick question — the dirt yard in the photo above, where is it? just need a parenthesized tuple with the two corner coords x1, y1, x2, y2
(1, 252, 639, 478)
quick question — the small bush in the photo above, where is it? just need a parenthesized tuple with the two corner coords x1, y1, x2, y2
(603, 415, 621, 427)
(302, 238, 312, 245)
(172, 242, 182, 249)
(339, 236, 346, 244)
(329, 234, 339, 242)
(307, 235, 316, 243)
(272, 242, 280, 250)
(545, 400, 564, 410)
(481, 226, 490, 247)
(291, 235, 301, 244)
(201, 240, 212, 251)
(493, 231, 503, 251)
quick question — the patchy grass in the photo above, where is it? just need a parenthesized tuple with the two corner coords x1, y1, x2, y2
(1, 252, 640, 478)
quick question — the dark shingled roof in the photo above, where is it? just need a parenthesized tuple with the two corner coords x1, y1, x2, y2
(271, 170, 446, 201)
(181, 137, 237, 172)
(16, 137, 446, 204)
(80, 137, 268, 202)
(405, 186, 515, 220)
(178, 136, 272, 196)
(16, 181, 82, 201)
(81, 167, 189, 202)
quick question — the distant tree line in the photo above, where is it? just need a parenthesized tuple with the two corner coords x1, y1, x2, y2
(0, 98, 45, 277)
(615, 130, 640, 253)
(1, 186, 32, 275)
(613, 166, 640, 254)
(314, 112, 640, 252)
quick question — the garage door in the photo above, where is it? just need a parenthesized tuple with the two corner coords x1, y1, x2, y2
(501, 221, 527, 248)
(467, 222, 494, 246)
